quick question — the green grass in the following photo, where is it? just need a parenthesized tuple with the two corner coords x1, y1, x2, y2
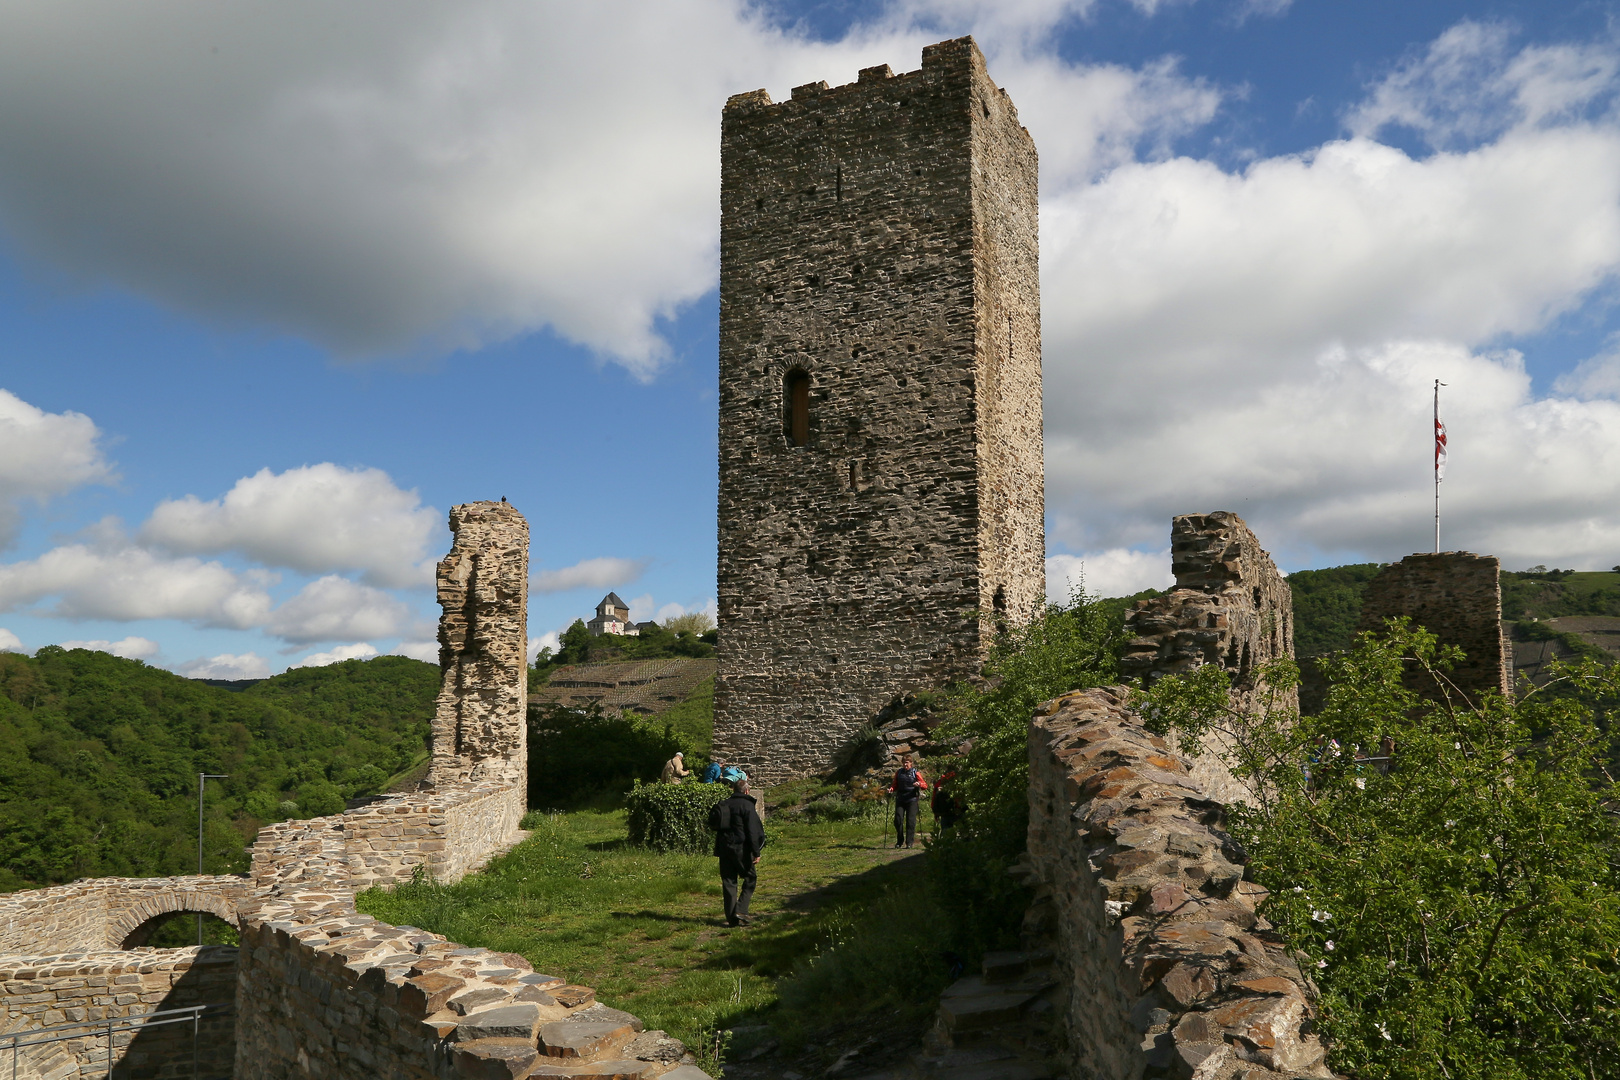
(356, 804, 951, 1059)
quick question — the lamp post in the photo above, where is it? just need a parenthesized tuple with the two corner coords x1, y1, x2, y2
(196, 773, 228, 945)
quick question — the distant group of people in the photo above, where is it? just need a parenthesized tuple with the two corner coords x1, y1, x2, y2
(655, 748, 962, 925)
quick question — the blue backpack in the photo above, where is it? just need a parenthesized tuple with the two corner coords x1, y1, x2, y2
(720, 766, 747, 785)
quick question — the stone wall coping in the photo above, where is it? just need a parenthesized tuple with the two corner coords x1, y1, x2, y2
(0, 946, 238, 979)
(1029, 686, 1332, 1078)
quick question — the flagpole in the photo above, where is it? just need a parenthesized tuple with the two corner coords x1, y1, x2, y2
(1434, 379, 1440, 554)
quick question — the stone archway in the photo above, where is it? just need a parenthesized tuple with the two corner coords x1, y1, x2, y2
(109, 892, 240, 949)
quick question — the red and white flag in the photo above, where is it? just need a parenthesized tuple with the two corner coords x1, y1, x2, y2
(1434, 413, 1447, 482)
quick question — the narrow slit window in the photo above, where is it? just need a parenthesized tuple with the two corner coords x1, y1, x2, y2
(785, 369, 810, 447)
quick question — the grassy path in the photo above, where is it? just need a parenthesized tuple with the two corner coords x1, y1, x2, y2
(358, 807, 950, 1061)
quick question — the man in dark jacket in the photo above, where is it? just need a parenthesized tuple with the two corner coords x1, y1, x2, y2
(707, 777, 765, 926)
(889, 755, 929, 848)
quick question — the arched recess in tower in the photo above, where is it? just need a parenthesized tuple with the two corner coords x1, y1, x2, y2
(784, 368, 810, 447)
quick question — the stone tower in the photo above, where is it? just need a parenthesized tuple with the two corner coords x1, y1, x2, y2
(1357, 552, 1513, 706)
(715, 37, 1045, 782)
(426, 500, 529, 791)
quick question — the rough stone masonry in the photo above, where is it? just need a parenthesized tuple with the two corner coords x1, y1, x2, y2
(427, 500, 530, 791)
(714, 37, 1046, 782)
(1121, 512, 1297, 720)
(1357, 551, 1513, 707)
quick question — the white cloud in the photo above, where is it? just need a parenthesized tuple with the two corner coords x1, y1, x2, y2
(1047, 551, 1172, 601)
(0, 389, 113, 545)
(0, 538, 273, 627)
(531, 557, 649, 595)
(527, 632, 560, 663)
(141, 463, 440, 587)
(0, 2, 1224, 374)
(0, 628, 22, 652)
(394, 640, 440, 663)
(294, 642, 379, 668)
(1554, 335, 1620, 399)
(265, 574, 422, 645)
(178, 652, 272, 680)
(1347, 21, 1620, 150)
(1042, 115, 1620, 560)
(58, 636, 161, 661)
(645, 597, 719, 625)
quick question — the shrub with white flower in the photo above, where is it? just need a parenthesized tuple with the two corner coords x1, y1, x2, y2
(1137, 619, 1620, 1079)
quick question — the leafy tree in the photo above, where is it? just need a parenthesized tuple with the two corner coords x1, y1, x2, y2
(928, 588, 1129, 953)
(1286, 563, 1385, 657)
(527, 703, 682, 810)
(553, 620, 594, 666)
(1139, 622, 1620, 1079)
(662, 611, 716, 637)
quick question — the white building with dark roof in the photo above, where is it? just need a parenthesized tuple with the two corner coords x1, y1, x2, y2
(587, 592, 639, 636)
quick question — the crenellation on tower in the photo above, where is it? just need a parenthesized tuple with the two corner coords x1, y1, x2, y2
(715, 37, 1044, 781)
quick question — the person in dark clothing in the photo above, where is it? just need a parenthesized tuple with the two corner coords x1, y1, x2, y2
(889, 756, 929, 848)
(931, 768, 960, 834)
(707, 777, 765, 926)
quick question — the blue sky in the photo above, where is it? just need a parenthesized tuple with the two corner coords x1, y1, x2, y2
(2, 0, 1619, 676)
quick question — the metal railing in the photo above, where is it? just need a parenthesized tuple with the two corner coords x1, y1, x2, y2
(4, 1003, 230, 1080)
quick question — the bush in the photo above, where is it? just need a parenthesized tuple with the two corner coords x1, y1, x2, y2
(1140, 620, 1620, 1079)
(528, 704, 682, 809)
(625, 781, 731, 853)
(927, 586, 1128, 954)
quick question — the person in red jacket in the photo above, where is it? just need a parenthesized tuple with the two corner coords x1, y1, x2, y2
(888, 755, 929, 848)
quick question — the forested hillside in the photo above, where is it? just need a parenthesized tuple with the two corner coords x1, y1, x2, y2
(1285, 563, 1385, 657)
(0, 649, 436, 892)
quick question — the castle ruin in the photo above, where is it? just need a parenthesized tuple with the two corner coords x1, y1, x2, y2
(427, 500, 529, 791)
(1357, 551, 1513, 706)
(1121, 512, 1297, 709)
(714, 37, 1045, 782)
(0, 501, 706, 1080)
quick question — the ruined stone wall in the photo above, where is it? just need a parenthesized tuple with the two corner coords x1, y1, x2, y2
(715, 36, 1044, 782)
(1357, 552, 1512, 705)
(0, 877, 253, 954)
(1122, 512, 1297, 716)
(246, 781, 524, 892)
(0, 946, 236, 1079)
(234, 886, 692, 1080)
(1027, 688, 1330, 1080)
(428, 501, 529, 791)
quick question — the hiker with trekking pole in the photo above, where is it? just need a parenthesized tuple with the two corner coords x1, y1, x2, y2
(888, 755, 928, 849)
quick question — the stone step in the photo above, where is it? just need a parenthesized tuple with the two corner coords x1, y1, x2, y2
(937, 987, 1041, 1036)
(536, 1007, 643, 1064)
(933, 1061, 1050, 1080)
(980, 951, 1052, 985)
(528, 1058, 662, 1080)
(980, 953, 1027, 984)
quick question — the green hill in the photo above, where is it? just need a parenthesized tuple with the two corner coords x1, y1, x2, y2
(0, 649, 437, 892)
(1500, 568, 1620, 621)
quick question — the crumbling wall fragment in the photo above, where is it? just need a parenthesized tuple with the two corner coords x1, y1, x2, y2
(428, 500, 529, 790)
(1356, 551, 1512, 706)
(1122, 512, 1296, 713)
